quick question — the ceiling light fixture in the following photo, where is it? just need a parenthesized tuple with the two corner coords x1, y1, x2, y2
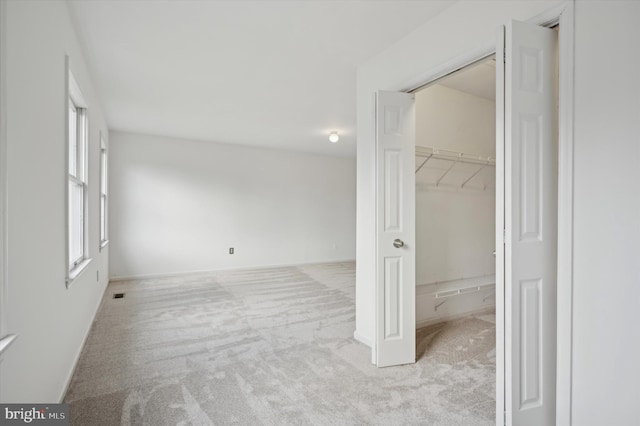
(329, 131, 339, 143)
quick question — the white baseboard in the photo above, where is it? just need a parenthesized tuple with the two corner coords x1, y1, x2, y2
(416, 305, 495, 330)
(109, 258, 356, 282)
(58, 281, 109, 403)
(353, 329, 372, 348)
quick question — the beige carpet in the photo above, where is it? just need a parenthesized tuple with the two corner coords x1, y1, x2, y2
(65, 262, 495, 425)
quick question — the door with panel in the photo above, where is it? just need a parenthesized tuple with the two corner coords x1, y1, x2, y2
(498, 19, 558, 426)
(374, 90, 416, 367)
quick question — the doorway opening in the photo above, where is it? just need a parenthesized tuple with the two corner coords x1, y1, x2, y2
(413, 56, 498, 419)
(371, 6, 572, 423)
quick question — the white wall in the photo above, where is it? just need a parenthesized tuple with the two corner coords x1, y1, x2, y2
(415, 84, 496, 325)
(355, 0, 560, 349)
(571, 2, 640, 424)
(356, 0, 640, 424)
(109, 131, 356, 279)
(416, 84, 496, 157)
(1, 1, 110, 402)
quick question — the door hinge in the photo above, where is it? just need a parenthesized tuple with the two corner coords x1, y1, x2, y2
(503, 229, 506, 244)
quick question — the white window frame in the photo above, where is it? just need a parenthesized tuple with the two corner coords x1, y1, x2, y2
(99, 132, 108, 249)
(66, 64, 91, 286)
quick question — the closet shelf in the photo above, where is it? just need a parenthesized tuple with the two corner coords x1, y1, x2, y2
(415, 146, 496, 189)
(417, 274, 496, 311)
(435, 283, 495, 299)
(417, 274, 496, 299)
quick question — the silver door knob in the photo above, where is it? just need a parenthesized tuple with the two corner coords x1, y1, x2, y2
(393, 239, 404, 248)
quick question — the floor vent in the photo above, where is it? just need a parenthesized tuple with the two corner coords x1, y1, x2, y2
(113, 293, 125, 299)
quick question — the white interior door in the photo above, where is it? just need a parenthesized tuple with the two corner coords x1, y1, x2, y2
(500, 20, 558, 425)
(375, 91, 415, 367)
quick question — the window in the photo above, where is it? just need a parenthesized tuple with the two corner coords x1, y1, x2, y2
(99, 134, 108, 247)
(67, 69, 90, 282)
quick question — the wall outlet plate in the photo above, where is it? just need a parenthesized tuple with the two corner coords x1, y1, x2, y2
(229, 247, 234, 254)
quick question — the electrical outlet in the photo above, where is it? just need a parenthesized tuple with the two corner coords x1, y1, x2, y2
(229, 247, 234, 254)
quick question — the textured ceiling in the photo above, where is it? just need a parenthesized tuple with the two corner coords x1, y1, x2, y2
(68, 0, 456, 157)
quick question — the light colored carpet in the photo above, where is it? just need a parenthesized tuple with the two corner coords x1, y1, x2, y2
(65, 262, 495, 425)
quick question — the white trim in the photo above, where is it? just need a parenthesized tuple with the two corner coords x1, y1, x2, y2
(353, 330, 372, 348)
(99, 131, 108, 247)
(64, 57, 70, 287)
(68, 69, 87, 109)
(0, 0, 8, 348)
(495, 24, 506, 426)
(401, 44, 495, 94)
(108, 258, 357, 282)
(555, 2, 575, 425)
(68, 174, 84, 186)
(81, 105, 90, 265)
(66, 60, 91, 283)
(395, 3, 570, 95)
(58, 276, 108, 403)
(527, 2, 568, 28)
(66, 258, 92, 288)
(394, 0, 580, 94)
(370, 90, 378, 367)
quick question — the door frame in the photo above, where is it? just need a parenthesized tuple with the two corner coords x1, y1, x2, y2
(372, 2, 575, 424)
(0, 0, 8, 346)
(0, 0, 17, 372)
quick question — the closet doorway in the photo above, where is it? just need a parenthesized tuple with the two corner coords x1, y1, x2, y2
(374, 18, 561, 426)
(413, 58, 497, 334)
(412, 57, 498, 420)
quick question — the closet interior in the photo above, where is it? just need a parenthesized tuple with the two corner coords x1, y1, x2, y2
(414, 58, 497, 329)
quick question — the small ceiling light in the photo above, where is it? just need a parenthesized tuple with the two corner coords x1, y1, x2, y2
(329, 131, 339, 143)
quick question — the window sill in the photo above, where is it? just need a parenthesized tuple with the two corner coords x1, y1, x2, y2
(99, 240, 110, 251)
(66, 258, 93, 289)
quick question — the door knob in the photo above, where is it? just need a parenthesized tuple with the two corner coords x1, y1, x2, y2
(393, 239, 405, 248)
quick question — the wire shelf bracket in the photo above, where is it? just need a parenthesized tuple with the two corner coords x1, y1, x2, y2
(415, 146, 496, 190)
